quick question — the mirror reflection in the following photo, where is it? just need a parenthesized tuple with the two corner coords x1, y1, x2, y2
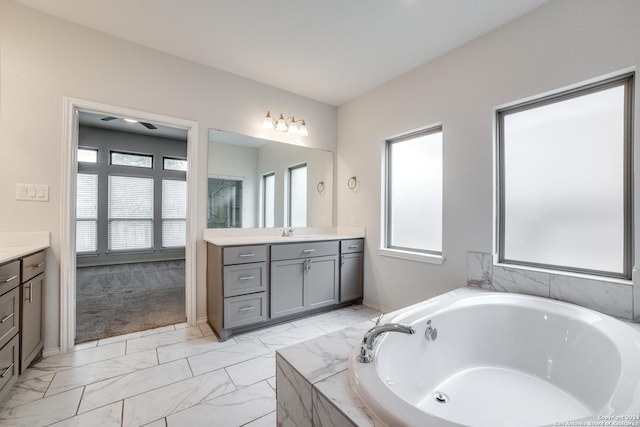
(207, 129, 333, 228)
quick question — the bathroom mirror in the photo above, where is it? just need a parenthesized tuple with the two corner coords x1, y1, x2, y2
(207, 129, 334, 228)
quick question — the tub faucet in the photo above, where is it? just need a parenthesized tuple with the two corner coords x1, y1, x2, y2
(357, 320, 415, 363)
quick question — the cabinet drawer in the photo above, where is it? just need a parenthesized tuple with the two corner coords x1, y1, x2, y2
(223, 263, 267, 297)
(224, 293, 267, 329)
(341, 239, 364, 254)
(0, 261, 20, 296)
(22, 251, 45, 283)
(223, 245, 267, 265)
(0, 334, 19, 400)
(0, 287, 19, 350)
(271, 241, 339, 261)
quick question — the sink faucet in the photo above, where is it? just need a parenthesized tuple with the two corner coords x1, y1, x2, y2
(281, 228, 294, 237)
(357, 318, 415, 363)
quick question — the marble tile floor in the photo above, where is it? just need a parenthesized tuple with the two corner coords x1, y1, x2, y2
(0, 304, 380, 427)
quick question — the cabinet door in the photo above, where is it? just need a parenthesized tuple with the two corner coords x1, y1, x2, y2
(307, 256, 339, 310)
(21, 274, 43, 373)
(340, 253, 363, 302)
(270, 259, 305, 318)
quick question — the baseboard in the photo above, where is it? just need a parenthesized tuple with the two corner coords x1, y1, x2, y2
(196, 316, 209, 326)
(43, 346, 61, 357)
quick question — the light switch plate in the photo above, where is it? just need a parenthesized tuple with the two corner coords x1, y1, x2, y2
(16, 184, 49, 202)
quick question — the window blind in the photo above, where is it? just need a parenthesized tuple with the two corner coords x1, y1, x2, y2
(108, 175, 154, 251)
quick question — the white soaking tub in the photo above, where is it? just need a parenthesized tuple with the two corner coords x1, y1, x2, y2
(349, 289, 640, 427)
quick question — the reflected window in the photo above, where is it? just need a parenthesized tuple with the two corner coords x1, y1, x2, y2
(262, 172, 275, 228)
(208, 178, 242, 228)
(384, 127, 443, 254)
(288, 164, 307, 227)
(497, 74, 633, 278)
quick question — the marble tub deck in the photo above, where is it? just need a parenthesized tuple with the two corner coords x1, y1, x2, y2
(276, 288, 640, 427)
(0, 304, 380, 427)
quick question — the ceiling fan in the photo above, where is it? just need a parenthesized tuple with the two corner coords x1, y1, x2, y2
(101, 116, 158, 130)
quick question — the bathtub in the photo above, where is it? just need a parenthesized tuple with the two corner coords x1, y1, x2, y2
(349, 289, 640, 427)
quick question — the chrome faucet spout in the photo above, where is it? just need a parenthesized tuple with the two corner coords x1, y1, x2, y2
(357, 323, 415, 363)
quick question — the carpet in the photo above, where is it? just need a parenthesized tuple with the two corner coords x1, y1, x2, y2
(75, 260, 186, 343)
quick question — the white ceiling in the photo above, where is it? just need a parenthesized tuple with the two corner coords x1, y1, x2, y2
(14, 0, 549, 106)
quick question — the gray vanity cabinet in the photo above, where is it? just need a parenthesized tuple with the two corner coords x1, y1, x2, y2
(20, 251, 44, 373)
(0, 260, 20, 400)
(206, 237, 362, 341)
(207, 244, 268, 340)
(270, 259, 305, 318)
(270, 241, 339, 319)
(339, 239, 364, 302)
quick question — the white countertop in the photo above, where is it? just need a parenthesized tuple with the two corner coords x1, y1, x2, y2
(0, 231, 50, 264)
(0, 245, 49, 264)
(203, 227, 365, 247)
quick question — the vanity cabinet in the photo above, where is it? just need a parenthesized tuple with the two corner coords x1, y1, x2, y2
(0, 260, 20, 400)
(270, 241, 339, 318)
(207, 244, 268, 340)
(20, 251, 44, 373)
(206, 237, 362, 341)
(339, 239, 364, 302)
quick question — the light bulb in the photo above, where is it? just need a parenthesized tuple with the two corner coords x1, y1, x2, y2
(263, 111, 274, 129)
(276, 114, 287, 131)
(298, 121, 308, 136)
(288, 120, 298, 134)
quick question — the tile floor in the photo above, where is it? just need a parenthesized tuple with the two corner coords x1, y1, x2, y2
(0, 305, 380, 427)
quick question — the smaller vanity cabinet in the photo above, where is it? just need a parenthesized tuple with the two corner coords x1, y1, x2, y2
(20, 251, 44, 373)
(207, 244, 268, 340)
(270, 241, 339, 318)
(339, 239, 364, 303)
(0, 260, 21, 400)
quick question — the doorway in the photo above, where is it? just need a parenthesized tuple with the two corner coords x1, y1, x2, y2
(61, 98, 199, 352)
(74, 112, 189, 342)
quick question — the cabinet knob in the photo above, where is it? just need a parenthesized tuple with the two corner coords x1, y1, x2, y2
(302, 249, 316, 253)
(239, 253, 255, 258)
(239, 276, 254, 281)
(239, 306, 255, 312)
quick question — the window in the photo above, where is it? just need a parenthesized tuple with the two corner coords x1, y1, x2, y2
(497, 74, 633, 278)
(111, 151, 153, 168)
(78, 148, 98, 163)
(162, 179, 187, 247)
(262, 172, 275, 228)
(288, 164, 307, 227)
(384, 127, 443, 256)
(108, 175, 154, 251)
(76, 173, 98, 252)
(163, 157, 187, 171)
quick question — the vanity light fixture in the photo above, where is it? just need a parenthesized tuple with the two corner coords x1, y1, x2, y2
(263, 111, 308, 136)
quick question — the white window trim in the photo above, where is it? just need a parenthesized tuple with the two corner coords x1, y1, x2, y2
(379, 247, 445, 265)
